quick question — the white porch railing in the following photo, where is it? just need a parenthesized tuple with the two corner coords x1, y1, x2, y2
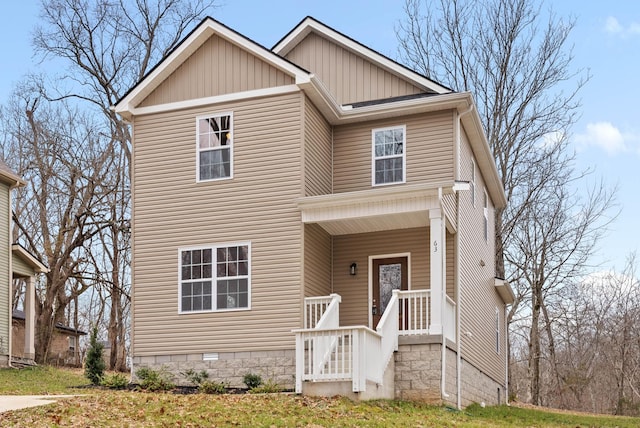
(295, 291, 457, 394)
(398, 290, 430, 335)
(294, 326, 382, 392)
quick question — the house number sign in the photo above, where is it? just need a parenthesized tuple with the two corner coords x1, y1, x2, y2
(433, 240, 438, 252)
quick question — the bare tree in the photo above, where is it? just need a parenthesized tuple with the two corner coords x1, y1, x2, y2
(397, 0, 586, 278)
(2, 91, 116, 363)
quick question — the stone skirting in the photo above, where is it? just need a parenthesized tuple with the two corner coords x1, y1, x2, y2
(132, 349, 295, 389)
(394, 342, 506, 407)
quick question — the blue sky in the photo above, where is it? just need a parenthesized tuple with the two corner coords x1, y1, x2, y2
(1, 1, 638, 272)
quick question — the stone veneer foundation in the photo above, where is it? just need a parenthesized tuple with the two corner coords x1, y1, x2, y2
(133, 343, 505, 406)
(132, 349, 296, 389)
(394, 339, 506, 407)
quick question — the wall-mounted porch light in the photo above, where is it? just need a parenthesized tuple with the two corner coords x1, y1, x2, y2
(350, 262, 357, 276)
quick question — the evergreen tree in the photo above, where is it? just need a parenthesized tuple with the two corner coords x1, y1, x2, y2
(85, 326, 105, 385)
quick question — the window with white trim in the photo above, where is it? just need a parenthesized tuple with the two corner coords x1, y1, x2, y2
(471, 159, 476, 207)
(372, 125, 406, 186)
(68, 336, 76, 352)
(495, 307, 500, 354)
(197, 113, 233, 181)
(483, 189, 489, 242)
(179, 243, 250, 313)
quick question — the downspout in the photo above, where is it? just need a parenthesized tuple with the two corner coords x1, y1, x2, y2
(456, 103, 474, 409)
(438, 187, 449, 400)
(505, 304, 509, 405)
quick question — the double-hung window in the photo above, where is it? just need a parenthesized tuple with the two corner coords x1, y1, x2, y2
(471, 160, 476, 207)
(483, 189, 489, 242)
(372, 125, 406, 186)
(179, 243, 250, 313)
(197, 113, 233, 181)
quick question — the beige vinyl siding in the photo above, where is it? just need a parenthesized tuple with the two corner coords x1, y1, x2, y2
(332, 228, 429, 327)
(11, 253, 34, 278)
(284, 32, 424, 105)
(458, 128, 505, 384)
(447, 231, 455, 298)
(303, 224, 331, 298)
(303, 98, 332, 196)
(132, 92, 304, 356)
(333, 111, 455, 193)
(0, 184, 9, 353)
(442, 193, 457, 230)
(140, 34, 295, 107)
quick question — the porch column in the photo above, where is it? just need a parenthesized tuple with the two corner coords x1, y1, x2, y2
(23, 276, 35, 360)
(429, 209, 446, 335)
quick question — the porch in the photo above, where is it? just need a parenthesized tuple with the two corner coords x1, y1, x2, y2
(293, 291, 456, 397)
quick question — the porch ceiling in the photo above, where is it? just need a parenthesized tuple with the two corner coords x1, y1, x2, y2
(297, 182, 453, 235)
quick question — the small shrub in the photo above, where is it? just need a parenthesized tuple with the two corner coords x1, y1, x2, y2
(249, 378, 282, 394)
(182, 369, 209, 386)
(243, 373, 263, 389)
(135, 367, 175, 391)
(84, 326, 106, 385)
(101, 373, 129, 389)
(198, 380, 227, 394)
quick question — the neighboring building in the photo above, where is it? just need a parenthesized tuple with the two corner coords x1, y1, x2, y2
(0, 160, 49, 367)
(11, 310, 86, 367)
(115, 17, 514, 407)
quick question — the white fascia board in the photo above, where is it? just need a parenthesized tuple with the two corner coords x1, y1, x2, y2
(12, 244, 49, 274)
(126, 85, 300, 117)
(273, 17, 451, 95)
(115, 18, 309, 116)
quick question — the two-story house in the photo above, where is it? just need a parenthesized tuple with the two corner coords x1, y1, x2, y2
(1, 159, 48, 367)
(115, 17, 513, 407)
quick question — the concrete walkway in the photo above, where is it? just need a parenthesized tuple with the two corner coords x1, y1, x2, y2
(0, 395, 77, 413)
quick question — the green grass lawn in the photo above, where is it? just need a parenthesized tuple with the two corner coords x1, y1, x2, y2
(0, 366, 638, 427)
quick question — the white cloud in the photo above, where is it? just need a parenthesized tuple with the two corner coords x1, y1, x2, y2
(574, 121, 640, 156)
(604, 16, 640, 36)
(604, 16, 623, 34)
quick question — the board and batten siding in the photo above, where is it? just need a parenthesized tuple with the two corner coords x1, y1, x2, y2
(458, 128, 506, 385)
(0, 183, 9, 356)
(332, 228, 429, 327)
(284, 32, 424, 105)
(332, 111, 455, 194)
(140, 34, 295, 107)
(132, 92, 305, 356)
(303, 97, 332, 197)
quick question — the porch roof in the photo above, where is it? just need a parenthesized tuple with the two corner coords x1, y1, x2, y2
(297, 182, 456, 235)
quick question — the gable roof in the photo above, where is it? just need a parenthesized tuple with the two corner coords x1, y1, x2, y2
(272, 16, 451, 95)
(12, 310, 87, 335)
(115, 16, 311, 118)
(0, 158, 24, 186)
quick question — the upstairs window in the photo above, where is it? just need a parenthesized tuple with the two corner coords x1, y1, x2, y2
(197, 113, 233, 181)
(483, 189, 489, 242)
(471, 159, 476, 207)
(372, 125, 406, 186)
(179, 243, 250, 313)
(495, 307, 500, 354)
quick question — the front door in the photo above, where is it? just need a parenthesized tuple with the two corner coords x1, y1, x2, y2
(372, 257, 408, 329)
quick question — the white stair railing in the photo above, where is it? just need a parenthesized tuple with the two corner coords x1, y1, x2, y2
(376, 290, 399, 372)
(304, 293, 340, 329)
(397, 290, 430, 335)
